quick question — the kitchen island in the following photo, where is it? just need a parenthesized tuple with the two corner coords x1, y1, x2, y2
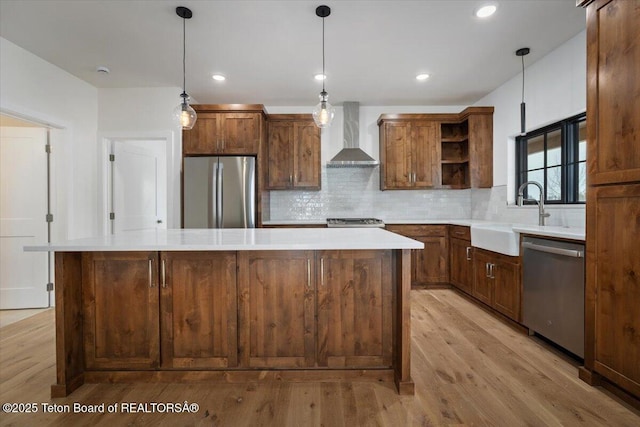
(25, 228, 423, 397)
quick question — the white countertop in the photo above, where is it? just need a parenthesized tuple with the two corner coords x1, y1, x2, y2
(24, 228, 424, 252)
(512, 224, 585, 241)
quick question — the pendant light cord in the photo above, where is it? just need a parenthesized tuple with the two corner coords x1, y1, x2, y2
(182, 15, 186, 94)
(322, 15, 326, 93)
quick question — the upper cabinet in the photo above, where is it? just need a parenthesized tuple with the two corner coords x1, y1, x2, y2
(379, 120, 439, 189)
(378, 107, 493, 190)
(182, 105, 266, 155)
(583, 0, 640, 186)
(266, 114, 321, 190)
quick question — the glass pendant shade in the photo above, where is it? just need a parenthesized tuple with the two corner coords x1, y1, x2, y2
(312, 91, 335, 128)
(174, 97, 197, 130)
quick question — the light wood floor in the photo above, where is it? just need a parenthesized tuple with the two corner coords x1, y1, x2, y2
(1, 289, 638, 426)
(0, 308, 49, 328)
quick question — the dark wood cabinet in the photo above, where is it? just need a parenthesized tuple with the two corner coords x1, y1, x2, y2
(580, 0, 640, 401)
(472, 248, 521, 322)
(266, 115, 321, 190)
(378, 120, 439, 189)
(182, 105, 265, 155)
(237, 251, 316, 368)
(160, 252, 238, 369)
(386, 225, 449, 286)
(378, 107, 493, 190)
(82, 252, 160, 370)
(449, 226, 473, 295)
(317, 250, 393, 368)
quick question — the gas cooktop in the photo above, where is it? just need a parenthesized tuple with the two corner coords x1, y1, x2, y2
(326, 218, 385, 228)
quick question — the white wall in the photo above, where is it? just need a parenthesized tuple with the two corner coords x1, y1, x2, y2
(472, 30, 586, 227)
(474, 30, 587, 190)
(0, 37, 99, 239)
(98, 87, 182, 229)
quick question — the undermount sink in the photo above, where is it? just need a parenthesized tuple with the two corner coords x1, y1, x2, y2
(470, 223, 520, 256)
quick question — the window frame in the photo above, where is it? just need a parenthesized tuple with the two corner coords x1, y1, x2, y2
(515, 113, 586, 205)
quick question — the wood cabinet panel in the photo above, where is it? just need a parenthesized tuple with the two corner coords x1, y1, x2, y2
(413, 121, 440, 187)
(587, 0, 640, 185)
(82, 252, 160, 370)
(221, 113, 261, 154)
(381, 122, 412, 189)
(237, 251, 315, 368)
(468, 113, 493, 188)
(472, 248, 521, 322)
(386, 225, 448, 285)
(589, 184, 640, 396)
(472, 250, 493, 306)
(266, 116, 320, 190)
(183, 113, 220, 154)
(450, 237, 473, 294)
(317, 250, 393, 368)
(293, 121, 321, 188)
(160, 252, 237, 369)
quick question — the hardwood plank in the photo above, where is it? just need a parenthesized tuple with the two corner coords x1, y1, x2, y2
(2, 290, 639, 425)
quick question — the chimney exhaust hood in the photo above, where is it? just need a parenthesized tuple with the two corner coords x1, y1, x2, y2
(327, 102, 379, 168)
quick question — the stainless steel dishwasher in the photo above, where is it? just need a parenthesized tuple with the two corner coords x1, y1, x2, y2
(522, 236, 585, 358)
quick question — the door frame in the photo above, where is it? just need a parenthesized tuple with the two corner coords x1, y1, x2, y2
(98, 131, 176, 235)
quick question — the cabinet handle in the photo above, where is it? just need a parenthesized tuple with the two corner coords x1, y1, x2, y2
(148, 259, 154, 288)
(307, 259, 311, 289)
(320, 258, 325, 287)
(489, 263, 495, 279)
(466, 246, 472, 261)
(290, 174, 293, 185)
(485, 262, 490, 278)
(413, 172, 417, 183)
(161, 259, 167, 288)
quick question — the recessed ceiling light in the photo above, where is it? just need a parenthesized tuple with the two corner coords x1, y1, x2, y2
(416, 73, 430, 81)
(96, 66, 110, 74)
(212, 74, 226, 81)
(475, 4, 497, 18)
(314, 74, 326, 81)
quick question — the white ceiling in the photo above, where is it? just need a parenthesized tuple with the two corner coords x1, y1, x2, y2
(0, 0, 586, 106)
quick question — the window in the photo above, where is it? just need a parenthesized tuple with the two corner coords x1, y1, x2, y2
(516, 113, 586, 204)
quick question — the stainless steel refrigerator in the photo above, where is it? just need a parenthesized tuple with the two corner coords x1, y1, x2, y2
(183, 156, 256, 228)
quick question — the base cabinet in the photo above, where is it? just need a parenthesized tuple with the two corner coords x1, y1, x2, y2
(387, 225, 448, 286)
(82, 251, 238, 371)
(82, 252, 160, 370)
(238, 250, 393, 369)
(449, 226, 473, 294)
(472, 248, 521, 322)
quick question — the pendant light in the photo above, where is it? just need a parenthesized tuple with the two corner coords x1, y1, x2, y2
(312, 5, 335, 128)
(516, 47, 530, 136)
(173, 6, 197, 130)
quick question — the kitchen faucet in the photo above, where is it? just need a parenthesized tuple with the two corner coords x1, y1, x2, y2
(517, 181, 550, 226)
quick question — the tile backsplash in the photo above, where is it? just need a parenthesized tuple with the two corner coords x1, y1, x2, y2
(266, 169, 585, 228)
(267, 167, 471, 221)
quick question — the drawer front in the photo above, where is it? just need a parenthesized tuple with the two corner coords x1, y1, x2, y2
(387, 224, 447, 237)
(449, 225, 470, 241)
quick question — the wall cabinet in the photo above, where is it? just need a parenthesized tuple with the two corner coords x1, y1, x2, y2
(378, 121, 439, 189)
(82, 251, 238, 371)
(378, 107, 493, 190)
(580, 0, 640, 401)
(386, 225, 448, 286)
(182, 105, 266, 155)
(449, 226, 473, 295)
(266, 115, 321, 190)
(237, 250, 392, 369)
(472, 248, 521, 322)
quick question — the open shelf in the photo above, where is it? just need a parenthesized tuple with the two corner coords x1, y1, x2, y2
(441, 162, 470, 188)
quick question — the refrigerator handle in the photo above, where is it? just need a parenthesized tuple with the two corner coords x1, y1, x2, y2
(243, 157, 256, 228)
(208, 161, 218, 228)
(217, 162, 224, 228)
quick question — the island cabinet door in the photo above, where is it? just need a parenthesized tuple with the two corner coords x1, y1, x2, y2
(237, 251, 316, 368)
(317, 250, 393, 368)
(82, 251, 160, 370)
(159, 252, 237, 369)
(472, 249, 493, 307)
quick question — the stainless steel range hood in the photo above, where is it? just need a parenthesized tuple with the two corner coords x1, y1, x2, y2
(327, 102, 379, 167)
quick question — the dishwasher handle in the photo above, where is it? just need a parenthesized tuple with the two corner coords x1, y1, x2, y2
(522, 241, 584, 258)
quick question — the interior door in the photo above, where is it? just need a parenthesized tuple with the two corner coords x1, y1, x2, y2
(0, 127, 49, 309)
(112, 139, 166, 233)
